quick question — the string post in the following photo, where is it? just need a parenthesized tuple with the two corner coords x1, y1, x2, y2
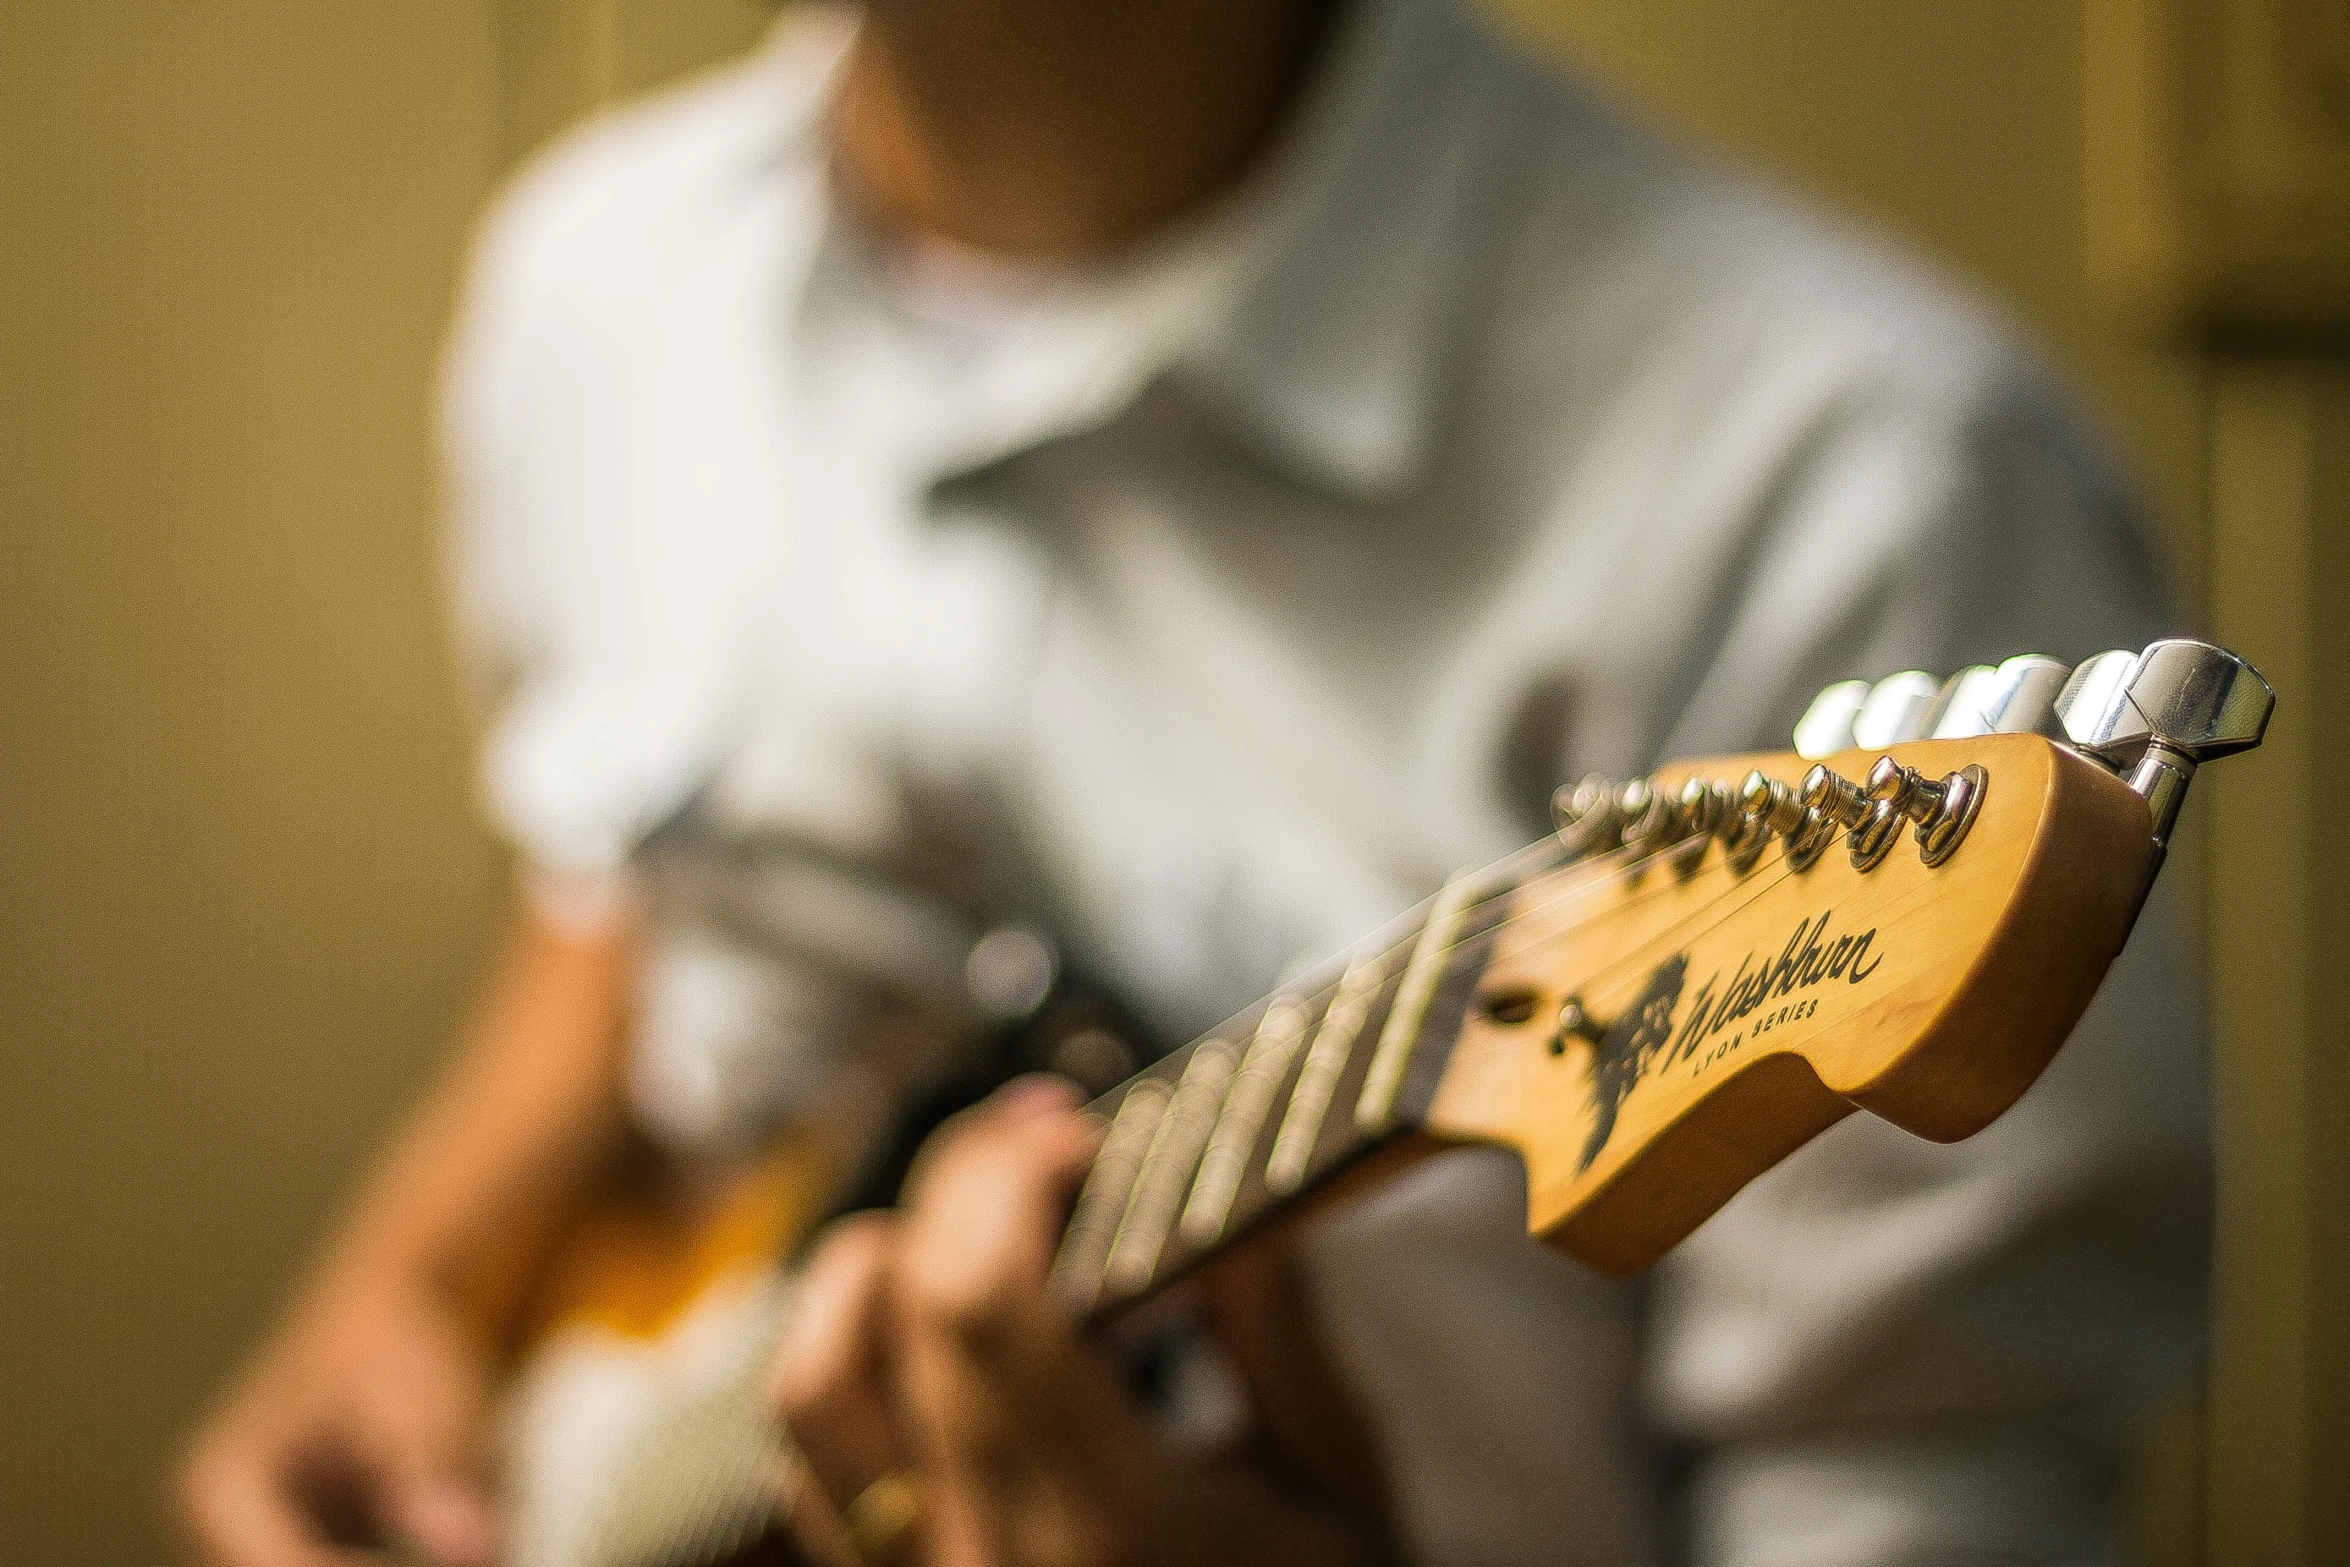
(1670, 776, 1723, 875)
(1622, 776, 1696, 866)
(1867, 756, 1988, 866)
(1714, 776, 1770, 872)
(1799, 764, 1868, 827)
(1805, 764, 1899, 870)
(1740, 770, 1837, 871)
(1552, 774, 1626, 858)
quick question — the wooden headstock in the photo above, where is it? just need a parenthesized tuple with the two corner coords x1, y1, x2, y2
(1051, 638, 2273, 1320)
(1428, 733, 2154, 1274)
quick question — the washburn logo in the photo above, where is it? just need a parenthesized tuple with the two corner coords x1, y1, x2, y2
(1576, 910, 1884, 1172)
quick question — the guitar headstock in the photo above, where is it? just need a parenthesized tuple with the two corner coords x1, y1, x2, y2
(1424, 638, 2272, 1275)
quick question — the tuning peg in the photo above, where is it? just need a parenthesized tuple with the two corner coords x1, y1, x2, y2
(1709, 776, 1770, 872)
(1801, 763, 1901, 870)
(2092, 638, 2272, 765)
(1622, 776, 1699, 863)
(1799, 764, 1867, 827)
(2057, 639, 2274, 872)
(1670, 776, 1724, 874)
(1552, 774, 1627, 857)
(1924, 665, 1998, 738)
(1868, 755, 1988, 866)
(1739, 770, 1836, 870)
(1981, 654, 2072, 738)
(1739, 770, 1803, 835)
(1852, 671, 1942, 748)
(2054, 649, 2142, 753)
(1794, 679, 1871, 759)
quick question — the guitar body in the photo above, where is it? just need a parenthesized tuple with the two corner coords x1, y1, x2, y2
(496, 977, 1153, 1567)
(499, 1141, 825, 1567)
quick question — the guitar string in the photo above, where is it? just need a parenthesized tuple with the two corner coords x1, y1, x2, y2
(1540, 849, 1808, 1025)
(1070, 827, 1813, 1259)
(605, 792, 1849, 1564)
(1093, 813, 1807, 1128)
(602, 839, 1822, 1567)
(1269, 823, 1796, 1046)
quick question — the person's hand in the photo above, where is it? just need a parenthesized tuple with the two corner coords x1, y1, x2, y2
(175, 1264, 498, 1567)
(769, 1077, 1394, 1567)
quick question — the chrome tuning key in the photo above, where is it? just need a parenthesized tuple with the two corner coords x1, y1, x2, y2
(2053, 638, 2273, 876)
(1853, 671, 1942, 749)
(1868, 756, 1987, 866)
(1793, 680, 1871, 760)
(1978, 654, 2073, 738)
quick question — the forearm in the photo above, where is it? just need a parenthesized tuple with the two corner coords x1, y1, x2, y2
(302, 899, 639, 1326)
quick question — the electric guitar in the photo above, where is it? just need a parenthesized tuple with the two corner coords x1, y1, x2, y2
(501, 636, 2270, 1567)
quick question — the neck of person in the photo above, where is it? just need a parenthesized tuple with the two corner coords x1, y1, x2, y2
(830, 0, 1342, 265)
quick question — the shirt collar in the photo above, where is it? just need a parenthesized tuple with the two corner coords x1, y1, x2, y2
(763, 0, 1515, 503)
(1175, 0, 1517, 503)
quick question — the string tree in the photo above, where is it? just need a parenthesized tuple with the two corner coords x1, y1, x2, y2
(1548, 994, 1607, 1058)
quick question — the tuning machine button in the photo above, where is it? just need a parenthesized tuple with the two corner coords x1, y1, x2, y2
(1981, 654, 2073, 738)
(2054, 638, 2274, 877)
(1868, 756, 1988, 866)
(1852, 671, 1943, 749)
(1794, 680, 1871, 760)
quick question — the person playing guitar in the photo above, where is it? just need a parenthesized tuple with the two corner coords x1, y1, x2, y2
(177, 1, 2228, 1563)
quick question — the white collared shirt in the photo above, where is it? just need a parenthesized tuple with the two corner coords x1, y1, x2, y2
(442, 1, 2207, 1560)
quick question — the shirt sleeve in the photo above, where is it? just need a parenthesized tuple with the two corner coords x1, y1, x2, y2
(437, 134, 742, 896)
(1634, 347, 2208, 1566)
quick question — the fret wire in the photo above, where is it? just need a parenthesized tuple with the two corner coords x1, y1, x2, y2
(1050, 1078, 1171, 1313)
(1180, 995, 1310, 1246)
(1103, 1039, 1239, 1295)
(1356, 867, 1482, 1135)
(1266, 949, 1387, 1194)
(1057, 822, 1798, 1321)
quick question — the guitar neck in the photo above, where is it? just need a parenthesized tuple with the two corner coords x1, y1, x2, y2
(1048, 857, 1528, 1321)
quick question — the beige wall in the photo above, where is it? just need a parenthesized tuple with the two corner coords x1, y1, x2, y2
(2, 7, 507, 1563)
(0, 2, 2322, 1562)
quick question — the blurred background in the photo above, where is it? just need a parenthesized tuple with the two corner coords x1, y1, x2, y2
(3, 2, 2344, 1561)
